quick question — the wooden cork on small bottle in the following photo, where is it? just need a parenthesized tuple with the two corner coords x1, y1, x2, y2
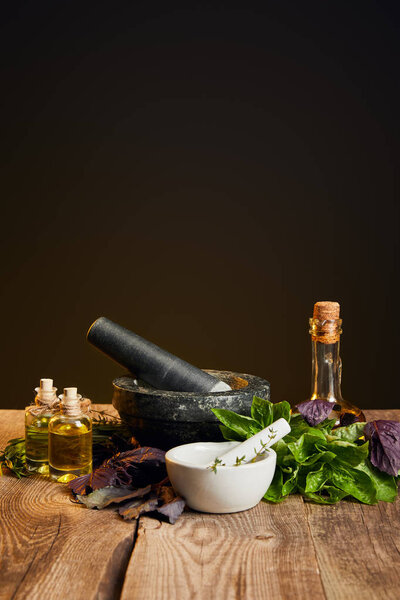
(311, 301, 342, 343)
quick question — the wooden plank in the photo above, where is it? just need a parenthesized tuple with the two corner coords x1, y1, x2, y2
(0, 410, 24, 447)
(121, 495, 326, 600)
(1, 408, 400, 600)
(304, 409, 400, 600)
(307, 410, 400, 600)
(0, 406, 136, 600)
(0, 474, 137, 600)
(121, 409, 400, 599)
(305, 496, 400, 600)
(364, 409, 398, 422)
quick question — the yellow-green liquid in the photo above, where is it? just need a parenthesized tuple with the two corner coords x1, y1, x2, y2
(25, 412, 52, 474)
(48, 418, 92, 482)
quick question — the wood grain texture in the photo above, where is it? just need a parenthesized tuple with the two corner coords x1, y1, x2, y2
(0, 410, 24, 447)
(305, 498, 400, 600)
(121, 495, 326, 600)
(1, 407, 400, 600)
(0, 405, 135, 600)
(304, 408, 400, 600)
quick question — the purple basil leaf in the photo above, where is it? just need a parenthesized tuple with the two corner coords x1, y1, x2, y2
(69, 462, 118, 495)
(69, 446, 166, 495)
(296, 400, 332, 427)
(364, 420, 400, 477)
(113, 447, 167, 487)
(157, 498, 186, 524)
(339, 412, 359, 427)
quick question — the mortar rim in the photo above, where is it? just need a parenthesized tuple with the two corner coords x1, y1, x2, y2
(113, 369, 269, 397)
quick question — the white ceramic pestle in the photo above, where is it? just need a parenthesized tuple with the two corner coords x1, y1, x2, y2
(210, 418, 291, 467)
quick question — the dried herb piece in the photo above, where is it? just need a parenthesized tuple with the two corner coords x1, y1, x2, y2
(296, 399, 332, 427)
(157, 497, 185, 524)
(117, 485, 185, 524)
(119, 496, 159, 520)
(364, 420, 400, 477)
(69, 444, 185, 524)
(77, 485, 151, 509)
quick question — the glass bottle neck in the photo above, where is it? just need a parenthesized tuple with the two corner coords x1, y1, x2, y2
(310, 339, 343, 404)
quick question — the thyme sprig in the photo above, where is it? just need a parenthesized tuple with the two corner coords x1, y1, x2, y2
(209, 429, 277, 473)
(250, 428, 277, 463)
(209, 458, 225, 474)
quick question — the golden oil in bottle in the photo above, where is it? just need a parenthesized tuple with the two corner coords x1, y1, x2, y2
(25, 378, 58, 474)
(48, 387, 92, 483)
(308, 301, 365, 425)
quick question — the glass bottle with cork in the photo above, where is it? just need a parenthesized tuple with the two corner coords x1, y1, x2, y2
(308, 301, 365, 425)
(48, 387, 92, 482)
(25, 378, 59, 474)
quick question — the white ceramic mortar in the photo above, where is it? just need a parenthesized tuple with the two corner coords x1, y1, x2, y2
(166, 441, 276, 513)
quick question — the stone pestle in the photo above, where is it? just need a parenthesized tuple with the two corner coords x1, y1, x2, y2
(87, 317, 231, 393)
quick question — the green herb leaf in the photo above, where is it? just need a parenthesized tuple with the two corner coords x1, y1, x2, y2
(302, 485, 349, 504)
(305, 463, 330, 493)
(272, 401, 291, 424)
(211, 395, 399, 506)
(316, 418, 337, 433)
(330, 422, 366, 442)
(326, 440, 369, 466)
(330, 463, 377, 504)
(263, 468, 284, 502)
(355, 459, 398, 502)
(218, 425, 244, 442)
(287, 431, 327, 463)
(281, 465, 299, 496)
(0, 437, 27, 478)
(211, 409, 260, 439)
(251, 396, 274, 428)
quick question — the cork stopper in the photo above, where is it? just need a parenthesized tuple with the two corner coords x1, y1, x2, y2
(310, 301, 342, 344)
(61, 387, 82, 416)
(32, 378, 58, 413)
(40, 378, 54, 392)
(313, 301, 340, 321)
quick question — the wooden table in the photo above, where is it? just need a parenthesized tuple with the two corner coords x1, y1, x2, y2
(1, 407, 399, 600)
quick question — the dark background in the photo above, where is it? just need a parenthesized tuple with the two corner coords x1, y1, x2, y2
(1, 1, 399, 411)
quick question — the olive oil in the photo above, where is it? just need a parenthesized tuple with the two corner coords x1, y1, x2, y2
(48, 387, 92, 482)
(25, 378, 58, 474)
(308, 301, 365, 425)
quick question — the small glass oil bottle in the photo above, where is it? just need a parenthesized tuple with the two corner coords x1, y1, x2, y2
(25, 378, 58, 474)
(308, 301, 366, 425)
(48, 387, 92, 483)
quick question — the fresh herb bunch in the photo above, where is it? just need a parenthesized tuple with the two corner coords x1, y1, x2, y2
(212, 397, 399, 505)
(0, 410, 134, 478)
(0, 437, 26, 478)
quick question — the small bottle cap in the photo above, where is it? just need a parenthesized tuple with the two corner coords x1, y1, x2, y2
(40, 378, 54, 391)
(63, 387, 78, 401)
(313, 301, 340, 321)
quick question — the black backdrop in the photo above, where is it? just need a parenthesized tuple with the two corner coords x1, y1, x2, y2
(1, 1, 399, 411)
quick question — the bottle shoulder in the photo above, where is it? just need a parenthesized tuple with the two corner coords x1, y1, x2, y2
(25, 409, 55, 427)
(48, 413, 92, 434)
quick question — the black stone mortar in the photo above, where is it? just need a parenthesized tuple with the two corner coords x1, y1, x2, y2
(112, 370, 270, 450)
